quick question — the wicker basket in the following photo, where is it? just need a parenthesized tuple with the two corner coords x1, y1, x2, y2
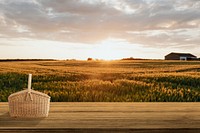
(8, 74, 50, 118)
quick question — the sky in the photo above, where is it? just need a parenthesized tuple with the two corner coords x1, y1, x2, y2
(0, 0, 200, 60)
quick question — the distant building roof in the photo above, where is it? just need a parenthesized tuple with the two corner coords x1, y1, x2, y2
(165, 52, 197, 60)
(166, 52, 197, 57)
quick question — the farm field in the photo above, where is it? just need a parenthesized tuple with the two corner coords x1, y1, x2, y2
(0, 60, 200, 102)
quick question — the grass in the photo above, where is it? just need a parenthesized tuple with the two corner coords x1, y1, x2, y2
(0, 60, 200, 102)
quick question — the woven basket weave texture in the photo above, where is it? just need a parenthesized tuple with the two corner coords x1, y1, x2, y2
(8, 89, 50, 118)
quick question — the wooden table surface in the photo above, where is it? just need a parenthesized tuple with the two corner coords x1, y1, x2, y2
(0, 102, 200, 132)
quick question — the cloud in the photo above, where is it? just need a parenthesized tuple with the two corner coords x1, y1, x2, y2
(0, 0, 199, 49)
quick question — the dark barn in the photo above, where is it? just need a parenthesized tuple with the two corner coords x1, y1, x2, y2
(165, 52, 197, 60)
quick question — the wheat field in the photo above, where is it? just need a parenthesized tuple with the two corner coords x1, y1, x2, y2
(0, 60, 200, 102)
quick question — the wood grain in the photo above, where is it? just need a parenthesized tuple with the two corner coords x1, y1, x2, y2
(0, 102, 200, 132)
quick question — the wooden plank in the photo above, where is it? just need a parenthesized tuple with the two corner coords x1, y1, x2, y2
(0, 102, 200, 132)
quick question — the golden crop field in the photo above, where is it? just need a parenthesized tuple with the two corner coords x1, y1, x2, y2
(0, 60, 200, 102)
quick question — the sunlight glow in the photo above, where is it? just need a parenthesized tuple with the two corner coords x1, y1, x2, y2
(90, 39, 129, 60)
(1, 37, 198, 60)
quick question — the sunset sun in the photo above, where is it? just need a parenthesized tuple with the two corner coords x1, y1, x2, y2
(90, 39, 129, 60)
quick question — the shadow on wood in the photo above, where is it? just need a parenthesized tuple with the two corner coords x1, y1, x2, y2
(0, 112, 45, 128)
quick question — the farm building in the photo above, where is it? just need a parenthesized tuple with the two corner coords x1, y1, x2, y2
(165, 52, 197, 60)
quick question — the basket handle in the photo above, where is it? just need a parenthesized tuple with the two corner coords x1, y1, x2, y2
(26, 91, 33, 101)
(26, 74, 33, 101)
(28, 74, 32, 91)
